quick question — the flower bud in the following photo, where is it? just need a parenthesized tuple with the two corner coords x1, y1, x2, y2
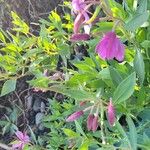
(92, 116, 99, 131)
(66, 110, 84, 122)
(74, 13, 84, 34)
(87, 114, 94, 131)
(70, 33, 90, 42)
(107, 99, 115, 126)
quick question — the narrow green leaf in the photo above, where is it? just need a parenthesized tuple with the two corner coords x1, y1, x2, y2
(63, 128, 79, 138)
(0, 79, 16, 97)
(113, 72, 136, 104)
(48, 85, 95, 101)
(0, 31, 6, 43)
(79, 139, 90, 150)
(126, 116, 137, 150)
(28, 126, 37, 144)
(75, 121, 86, 137)
(134, 49, 145, 85)
(115, 122, 131, 148)
(125, 11, 149, 31)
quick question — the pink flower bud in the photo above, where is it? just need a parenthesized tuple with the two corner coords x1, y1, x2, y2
(87, 114, 94, 131)
(107, 99, 115, 126)
(66, 110, 84, 122)
(92, 116, 99, 131)
(74, 13, 84, 34)
(12, 131, 30, 150)
(70, 33, 90, 41)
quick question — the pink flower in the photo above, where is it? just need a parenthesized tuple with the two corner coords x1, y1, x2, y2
(12, 131, 30, 150)
(107, 99, 116, 126)
(92, 116, 99, 131)
(95, 31, 125, 61)
(70, 33, 90, 41)
(87, 114, 94, 131)
(73, 13, 84, 34)
(72, 0, 85, 14)
(66, 110, 84, 122)
(72, 0, 91, 37)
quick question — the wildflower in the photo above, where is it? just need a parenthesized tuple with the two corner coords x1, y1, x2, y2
(87, 114, 94, 131)
(72, 0, 86, 14)
(73, 13, 84, 34)
(66, 110, 84, 122)
(71, 0, 91, 39)
(12, 131, 30, 150)
(92, 116, 99, 131)
(107, 99, 116, 126)
(70, 33, 90, 41)
(95, 31, 125, 61)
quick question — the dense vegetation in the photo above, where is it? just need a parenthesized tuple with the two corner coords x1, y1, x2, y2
(0, 0, 150, 150)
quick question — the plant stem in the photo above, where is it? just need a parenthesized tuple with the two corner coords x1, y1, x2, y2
(100, 99, 106, 144)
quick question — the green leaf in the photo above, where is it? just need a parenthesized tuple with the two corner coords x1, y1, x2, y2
(113, 72, 136, 104)
(11, 11, 29, 34)
(28, 126, 37, 144)
(137, 0, 147, 13)
(0, 79, 16, 97)
(141, 40, 150, 48)
(115, 122, 131, 148)
(48, 85, 95, 101)
(125, 11, 149, 31)
(109, 67, 123, 86)
(63, 128, 79, 138)
(75, 121, 86, 137)
(28, 77, 50, 88)
(0, 31, 6, 43)
(134, 49, 145, 85)
(126, 116, 137, 150)
(79, 139, 91, 150)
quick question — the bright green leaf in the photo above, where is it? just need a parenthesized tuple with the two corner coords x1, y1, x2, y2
(63, 128, 79, 138)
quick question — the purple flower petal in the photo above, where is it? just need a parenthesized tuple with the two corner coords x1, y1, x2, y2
(72, 0, 86, 14)
(12, 142, 22, 149)
(15, 131, 24, 141)
(95, 31, 125, 61)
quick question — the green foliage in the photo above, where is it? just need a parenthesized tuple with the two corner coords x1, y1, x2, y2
(0, 79, 16, 96)
(134, 49, 145, 85)
(0, 0, 150, 149)
(113, 72, 136, 104)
